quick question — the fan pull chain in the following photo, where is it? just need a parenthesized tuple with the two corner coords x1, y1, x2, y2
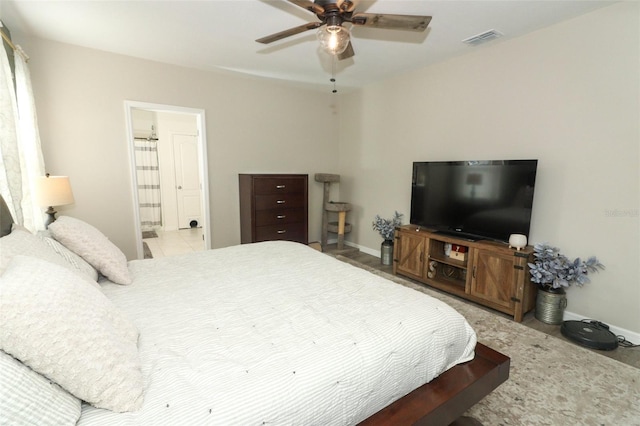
(330, 55, 337, 93)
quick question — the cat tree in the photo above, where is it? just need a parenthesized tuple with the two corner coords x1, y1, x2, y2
(314, 173, 357, 254)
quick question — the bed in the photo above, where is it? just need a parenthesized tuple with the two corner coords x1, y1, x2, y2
(0, 195, 509, 425)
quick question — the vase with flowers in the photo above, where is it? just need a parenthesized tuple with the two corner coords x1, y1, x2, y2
(528, 242, 604, 324)
(372, 211, 403, 265)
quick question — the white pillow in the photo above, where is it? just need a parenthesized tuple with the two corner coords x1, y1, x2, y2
(0, 256, 144, 412)
(0, 227, 100, 290)
(48, 216, 132, 285)
(37, 230, 100, 282)
(0, 350, 81, 425)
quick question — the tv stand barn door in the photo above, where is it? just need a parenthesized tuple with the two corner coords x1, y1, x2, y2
(393, 225, 537, 322)
(395, 231, 427, 280)
(471, 249, 519, 313)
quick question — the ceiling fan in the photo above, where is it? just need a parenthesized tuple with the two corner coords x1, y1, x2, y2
(256, 0, 432, 60)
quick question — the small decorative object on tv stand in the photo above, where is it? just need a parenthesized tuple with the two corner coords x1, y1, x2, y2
(508, 234, 527, 251)
(393, 225, 537, 322)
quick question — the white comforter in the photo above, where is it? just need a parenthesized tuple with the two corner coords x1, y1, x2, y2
(79, 241, 476, 425)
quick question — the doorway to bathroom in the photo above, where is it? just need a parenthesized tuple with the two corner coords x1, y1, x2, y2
(125, 101, 210, 259)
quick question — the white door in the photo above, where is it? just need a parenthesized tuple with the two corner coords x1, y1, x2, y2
(173, 134, 201, 229)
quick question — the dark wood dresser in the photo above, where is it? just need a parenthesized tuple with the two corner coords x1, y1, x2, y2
(239, 174, 308, 244)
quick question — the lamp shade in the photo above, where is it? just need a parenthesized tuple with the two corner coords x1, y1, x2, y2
(317, 25, 350, 55)
(36, 175, 74, 207)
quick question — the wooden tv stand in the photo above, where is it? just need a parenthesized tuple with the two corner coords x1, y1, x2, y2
(393, 225, 537, 322)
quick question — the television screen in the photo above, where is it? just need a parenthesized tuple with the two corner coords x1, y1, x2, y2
(410, 160, 538, 242)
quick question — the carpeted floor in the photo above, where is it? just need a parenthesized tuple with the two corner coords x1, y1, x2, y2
(335, 255, 640, 426)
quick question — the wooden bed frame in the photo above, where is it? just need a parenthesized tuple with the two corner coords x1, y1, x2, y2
(0, 196, 509, 425)
(362, 342, 510, 426)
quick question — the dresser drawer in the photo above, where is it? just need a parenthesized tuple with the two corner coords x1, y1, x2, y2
(255, 208, 306, 226)
(253, 178, 306, 195)
(255, 222, 307, 243)
(255, 193, 306, 210)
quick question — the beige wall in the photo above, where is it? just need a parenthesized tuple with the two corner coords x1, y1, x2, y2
(338, 2, 639, 333)
(23, 39, 340, 259)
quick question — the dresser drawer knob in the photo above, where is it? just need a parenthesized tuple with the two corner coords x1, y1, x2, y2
(277, 230, 287, 234)
(277, 215, 286, 219)
(276, 200, 286, 204)
(276, 185, 286, 189)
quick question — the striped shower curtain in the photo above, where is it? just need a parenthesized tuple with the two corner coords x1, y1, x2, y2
(134, 140, 162, 231)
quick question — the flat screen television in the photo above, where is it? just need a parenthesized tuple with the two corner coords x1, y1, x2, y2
(410, 160, 538, 242)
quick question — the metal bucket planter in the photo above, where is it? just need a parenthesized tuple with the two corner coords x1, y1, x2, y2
(535, 288, 567, 325)
(381, 240, 394, 266)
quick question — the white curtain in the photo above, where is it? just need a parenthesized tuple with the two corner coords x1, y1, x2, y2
(135, 140, 162, 231)
(0, 42, 46, 231)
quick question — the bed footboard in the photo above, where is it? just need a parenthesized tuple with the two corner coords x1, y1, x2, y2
(360, 343, 509, 426)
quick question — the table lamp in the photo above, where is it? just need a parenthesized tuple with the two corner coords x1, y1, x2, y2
(36, 174, 74, 227)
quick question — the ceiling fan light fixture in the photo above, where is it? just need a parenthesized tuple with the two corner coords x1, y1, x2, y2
(317, 24, 350, 55)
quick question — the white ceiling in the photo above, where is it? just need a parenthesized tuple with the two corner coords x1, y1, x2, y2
(3, 0, 615, 91)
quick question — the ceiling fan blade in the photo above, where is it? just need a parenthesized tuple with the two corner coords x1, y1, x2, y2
(288, 0, 325, 15)
(351, 13, 432, 31)
(338, 0, 356, 13)
(256, 22, 323, 44)
(337, 41, 355, 60)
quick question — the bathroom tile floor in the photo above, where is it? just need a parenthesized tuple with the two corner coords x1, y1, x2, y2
(142, 227, 204, 258)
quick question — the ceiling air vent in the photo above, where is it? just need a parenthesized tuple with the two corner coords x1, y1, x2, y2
(462, 29, 503, 46)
